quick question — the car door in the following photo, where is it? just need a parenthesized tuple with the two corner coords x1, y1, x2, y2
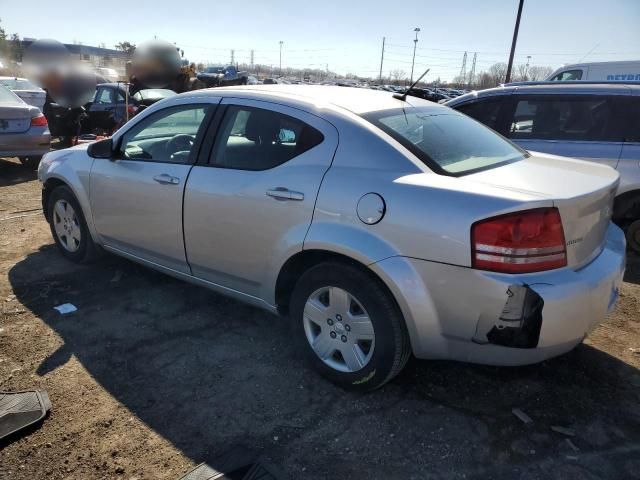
(452, 95, 511, 134)
(504, 93, 625, 169)
(90, 99, 219, 272)
(87, 86, 118, 133)
(183, 99, 338, 299)
(618, 95, 640, 193)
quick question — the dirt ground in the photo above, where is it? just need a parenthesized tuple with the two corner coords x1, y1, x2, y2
(0, 156, 639, 480)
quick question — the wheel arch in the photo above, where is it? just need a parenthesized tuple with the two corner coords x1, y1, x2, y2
(613, 189, 640, 227)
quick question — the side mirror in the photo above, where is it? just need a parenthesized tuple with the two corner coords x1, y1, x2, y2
(87, 138, 114, 159)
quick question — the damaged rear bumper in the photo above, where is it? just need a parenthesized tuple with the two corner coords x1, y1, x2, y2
(371, 223, 626, 366)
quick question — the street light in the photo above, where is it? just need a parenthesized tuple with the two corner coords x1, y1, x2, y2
(410, 27, 421, 84)
(279, 41, 283, 76)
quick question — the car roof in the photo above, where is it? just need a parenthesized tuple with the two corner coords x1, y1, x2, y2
(445, 82, 640, 106)
(185, 84, 447, 115)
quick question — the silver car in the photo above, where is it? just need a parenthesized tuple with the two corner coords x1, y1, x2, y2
(0, 85, 51, 168)
(444, 82, 640, 253)
(38, 86, 625, 391)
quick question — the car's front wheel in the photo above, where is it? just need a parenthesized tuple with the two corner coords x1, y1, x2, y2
(290, 262, 411, 391)
(627, 219, 640, 254)
(47, 185, 99, 263)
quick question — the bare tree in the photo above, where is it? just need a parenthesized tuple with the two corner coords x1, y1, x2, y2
(115, 41, 136, 55)
(528, 65, 553, 81)
(488, 63, 508, 85)
(390, 69, 406, 84)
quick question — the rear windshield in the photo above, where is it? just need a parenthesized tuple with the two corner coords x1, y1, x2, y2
(0, 78, 38, 90)
(362, 108, 528, 175)
(0, 85, 22, 104)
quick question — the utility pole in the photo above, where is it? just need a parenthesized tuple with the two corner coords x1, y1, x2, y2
(279, 41, 283, 76)
(459, 51, 467, 86)
(525, 55, 531, 80)
(230, 49, 235, 64)
(468, 52, 477, 87)
(250, 50, 254, 68)
(410, 28, 420, 84)
(379, 36, 385, 83)
(505, 0, 525, 83)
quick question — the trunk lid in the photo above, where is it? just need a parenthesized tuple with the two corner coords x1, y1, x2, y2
(0, 104, 32, 133)
(466, 152, 619, 269)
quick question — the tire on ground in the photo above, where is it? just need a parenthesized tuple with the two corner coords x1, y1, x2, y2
(289, 261, 411, 392)
(626, 219, 640, 254)
(47, 185, 99, 263)
(19, 156, 42, 169)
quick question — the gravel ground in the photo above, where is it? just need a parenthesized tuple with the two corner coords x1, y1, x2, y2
(0, 156, 639, 480)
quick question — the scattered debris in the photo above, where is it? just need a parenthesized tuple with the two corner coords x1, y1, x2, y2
(0, 390, 51, 440)
(5, 294, 15, 302)
(629, 347, 640, 354)
(53, 303, 77, 315)
(110, 271, 123, 283)
(551, 425, 575, 437)
(178, 446, 282, 480)
(512, 408, 533, 424)
(565, 438, 580, 452)
(566, 455, 579, 461)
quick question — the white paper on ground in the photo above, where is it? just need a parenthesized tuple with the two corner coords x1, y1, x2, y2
(54, 303, 77, 314)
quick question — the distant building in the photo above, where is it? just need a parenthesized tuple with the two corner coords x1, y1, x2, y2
(21, 39, 129, 77)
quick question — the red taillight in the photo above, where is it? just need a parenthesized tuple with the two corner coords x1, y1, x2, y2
(127, 104, 138, 116)
(471, 207, 567, 273)
(31, 114, 48, 127)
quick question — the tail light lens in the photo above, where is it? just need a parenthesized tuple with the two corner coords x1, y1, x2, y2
(31, 114, 48, 127)
(471, 207, 567, 273)
(127, 104, 138, 116)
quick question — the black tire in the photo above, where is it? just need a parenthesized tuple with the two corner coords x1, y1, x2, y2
(627, 219, 640, 255)
(19, 156, 42, 169)
(47, 185, 99, 263)
(290, 262, 411, 392)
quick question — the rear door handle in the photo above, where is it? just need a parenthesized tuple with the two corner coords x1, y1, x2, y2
(266, 188, 304, 201)
(153, 174, 180, 185)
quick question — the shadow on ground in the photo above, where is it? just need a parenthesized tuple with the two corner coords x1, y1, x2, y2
(0, 158, 37, 187)
(8, 246, 640, 479)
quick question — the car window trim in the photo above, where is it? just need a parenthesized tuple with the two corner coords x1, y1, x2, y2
(112, 103, 215, 165)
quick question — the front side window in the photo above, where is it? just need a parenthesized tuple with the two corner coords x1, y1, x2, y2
(551, 69, 583, 81)
(508, 96, 616, 141)
(455, 97, 505, 131)
(95, 88, 113, 104)
(363, 108, 527, 175)
(211, 106, 324, 170)
(118, 105, 210, 164)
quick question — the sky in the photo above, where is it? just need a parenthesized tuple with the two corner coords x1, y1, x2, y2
(1, 0, 639, 81)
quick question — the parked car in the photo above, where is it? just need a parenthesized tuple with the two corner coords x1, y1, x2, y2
(0, 85, 50, 168)
(196, 65, 248, 87)
(0, 76, 46, 111)
(445, 82, 640, 252)
(546, 60, 640, 82)
(38, 85, 625, 391)
(81, 83, 175, 134)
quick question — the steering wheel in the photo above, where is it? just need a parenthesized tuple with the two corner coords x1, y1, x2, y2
(166, 134, 195, 157)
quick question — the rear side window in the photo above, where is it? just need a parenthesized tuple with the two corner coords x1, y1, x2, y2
(455, 97, 505, 131)
(508, 96, 618, 141)
(211, 106, 324, 170)
(95, 88, 113, 104)
(363, 108, 528, 175)
(551, 69, 583, 81)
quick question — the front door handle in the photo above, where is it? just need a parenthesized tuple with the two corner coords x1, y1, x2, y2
(266, 188, 304, 201)
(153, 174, 180, 185)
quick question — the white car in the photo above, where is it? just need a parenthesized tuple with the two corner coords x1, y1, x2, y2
(0, 77, 46, 111)
(547, 60, 640, 82)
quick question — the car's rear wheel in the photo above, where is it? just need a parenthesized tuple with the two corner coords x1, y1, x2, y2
(290, 262, 411, 391)
(627, 219, 640, 254)
(47, 186, 99, 263)
(19, 156, 42, 169)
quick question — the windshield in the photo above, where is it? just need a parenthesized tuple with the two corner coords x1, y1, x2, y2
(363, 108, 528, 175)
(0, 78, 38, 90)
(205, 66, 225, 73)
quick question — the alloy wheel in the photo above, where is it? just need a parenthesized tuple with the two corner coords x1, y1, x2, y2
(52, 199, 81, 253)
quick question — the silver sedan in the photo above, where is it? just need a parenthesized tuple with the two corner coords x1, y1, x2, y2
(38, 85, 625, 391)
(0, 85, 50, 168)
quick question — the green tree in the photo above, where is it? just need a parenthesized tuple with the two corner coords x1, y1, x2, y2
(115, 41, 136, 55)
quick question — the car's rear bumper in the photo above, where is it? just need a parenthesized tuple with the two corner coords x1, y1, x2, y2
(372, 223, 626, 365)
(0, 127, 51, 157)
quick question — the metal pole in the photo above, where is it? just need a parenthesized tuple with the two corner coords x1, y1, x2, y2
(379, 36, 385, 83)
(410, 28, 420, 84)
(279, 41, 283, 76)
(505, 0, 524, 84)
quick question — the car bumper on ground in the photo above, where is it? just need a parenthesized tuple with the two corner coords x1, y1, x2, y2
(0, 127, 51, 158)
(372, 223, 626, 365)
